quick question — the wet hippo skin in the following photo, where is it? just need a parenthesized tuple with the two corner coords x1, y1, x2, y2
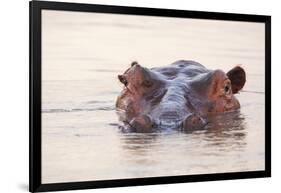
(116, 60, 246, 132)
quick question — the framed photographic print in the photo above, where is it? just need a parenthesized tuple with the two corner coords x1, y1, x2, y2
(29, 0, 271, 192)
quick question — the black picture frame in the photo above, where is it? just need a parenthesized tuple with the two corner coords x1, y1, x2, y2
(29, 0, 271, 192)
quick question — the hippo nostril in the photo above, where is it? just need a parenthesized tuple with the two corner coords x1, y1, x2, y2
(129, 115, 153, 132)
(182, 114, 206, 130)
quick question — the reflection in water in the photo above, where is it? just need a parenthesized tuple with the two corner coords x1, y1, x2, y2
(114, 111, 250, 178)
(203, 112, 247, 152)
(120, 133, 159, 155)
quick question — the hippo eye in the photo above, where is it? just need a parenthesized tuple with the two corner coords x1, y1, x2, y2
(224, 82, 231, 95)
(142, 80, 153, 87)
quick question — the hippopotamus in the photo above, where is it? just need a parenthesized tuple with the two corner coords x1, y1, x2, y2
(116, 60, 246, 132)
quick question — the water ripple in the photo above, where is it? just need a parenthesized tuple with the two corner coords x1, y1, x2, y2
(42, 106, 115, 113)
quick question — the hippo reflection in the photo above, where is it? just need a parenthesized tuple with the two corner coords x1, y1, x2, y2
(116, 60, 246, 132)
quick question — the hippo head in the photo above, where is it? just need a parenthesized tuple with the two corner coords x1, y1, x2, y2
(116, 60, 246, 132)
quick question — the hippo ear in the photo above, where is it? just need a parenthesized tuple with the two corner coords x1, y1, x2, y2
(227, 66, 246, 94)
(118, 75, 128, 86)
(131, 61, 138, 67)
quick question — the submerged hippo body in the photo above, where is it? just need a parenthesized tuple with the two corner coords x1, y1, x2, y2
(116, 60, 246, 132)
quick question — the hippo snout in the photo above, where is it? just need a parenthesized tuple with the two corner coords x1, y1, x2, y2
(127, 113, 206, 131)
(156, 113, 207, 130)
(157, 120, 182, 130)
